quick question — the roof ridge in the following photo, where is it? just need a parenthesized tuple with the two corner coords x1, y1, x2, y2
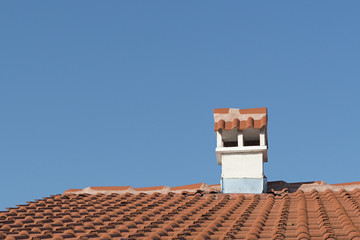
(63, 183, 221, 195)
(63, 181, 360, 196)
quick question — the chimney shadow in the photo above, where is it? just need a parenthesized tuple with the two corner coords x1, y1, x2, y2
(267, 181, 317, 193)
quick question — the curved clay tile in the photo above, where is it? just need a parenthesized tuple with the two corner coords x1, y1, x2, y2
(116, 225, 128, 232)
(19, 230, 31, 236)
(108, 229, 121, 235)
(326, 191, 360, 239)
(77, 200, 86, 204)
(310, 190, 337, 239)
(239, 120, 247, 130)
(244, 117, 255, 130)
(41, 229, 53, 236)
(295, 191, 310, 240)
(52, 219, 63, 226)
(24, 215, 33, 221)
(224, 121, 233, 130)
(43, 209, 53, 214)
(245, 195, 274, 240)
(63, 229, 75, 235)
(271, 194, 290, 240)
(62, 215, 72, 221)
(74, 225, 85, 232)
(134, 216, 145, 224)
(215, 119, 225, 131)
(232, 118, 240, 129)
(13, 220, 23, 226)
(93, 218, 104, 225)
(28, 203, 37, 208)
(18, 206, 27, 211)
(71, 212, 81, 218)
(99, 233, 112, 239)
(4, 237, 16, 240)
(254, 116, 267, 129)
(31, 227, 41, 233)
(86, 206, 96, 211)
(8, 209, 18, 214)
(45, 198, 54, 203)
(42, 223, 52, 229)
(83, 222, 95, 229)
(100, 215, 111, 221)
(52, 235, 64, 240)
(79, 209, 88, 214)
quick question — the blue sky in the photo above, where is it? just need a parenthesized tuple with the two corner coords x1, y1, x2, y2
(1, 1, 360, 210)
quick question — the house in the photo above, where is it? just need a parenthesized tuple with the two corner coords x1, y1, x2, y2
(1, 107, 360, 240)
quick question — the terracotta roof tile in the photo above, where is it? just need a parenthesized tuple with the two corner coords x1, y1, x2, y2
(213, 107, 267, 131)
(90, 186, 132, 191)
(213, 108, 230, 114)
(170, 183, 207, 191)
(135, 186, 169, 192)
(2, 181, 360, 239)
(239, 107, 267, 114)
(332, 181, 360, 186)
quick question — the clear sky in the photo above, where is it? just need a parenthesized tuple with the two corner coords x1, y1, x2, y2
(1, 1, 360, 210)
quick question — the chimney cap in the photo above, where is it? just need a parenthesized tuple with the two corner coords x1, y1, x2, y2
(214, 107, 267, 131)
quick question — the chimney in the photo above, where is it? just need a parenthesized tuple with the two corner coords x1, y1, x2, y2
(213, 107, 268, 193)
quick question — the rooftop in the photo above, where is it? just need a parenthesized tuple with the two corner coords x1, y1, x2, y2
(2, 181, 360, 240)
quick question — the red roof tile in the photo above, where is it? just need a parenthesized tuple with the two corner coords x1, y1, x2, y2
(213, 107, 267, 131)
(90, 186, 132, 191)
(2, 181, 360, 239)
(239, 107, 267, 114)
(135, 186, 169, 191)
(62, 190, 81, 196)
(170, 183, 209, 191)
(332, 181, 360, 186)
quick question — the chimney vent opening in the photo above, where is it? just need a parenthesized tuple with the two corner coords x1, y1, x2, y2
(221, 129, 238, 147)
(223, 141, 238, 147)
(243, 128, 260, 146)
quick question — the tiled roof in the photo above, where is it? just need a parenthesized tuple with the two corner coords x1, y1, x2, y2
(213, 107, 267, 131)
(2, 182, 360, 239)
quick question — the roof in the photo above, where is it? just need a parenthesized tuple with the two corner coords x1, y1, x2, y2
(2, 181, 360, 240)
(213, 107, 267, 131)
